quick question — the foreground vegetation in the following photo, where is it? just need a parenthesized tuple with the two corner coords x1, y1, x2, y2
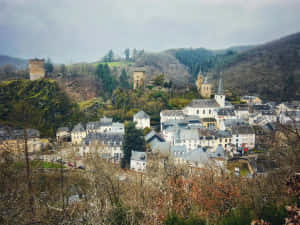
(0, 79, 83, 137)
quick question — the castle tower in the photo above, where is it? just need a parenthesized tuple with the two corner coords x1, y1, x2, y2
(29, 59, 45, 80)
(133, 68, 145, 89)
(214, 78, 225, 107)
(200, 76, 212, 99)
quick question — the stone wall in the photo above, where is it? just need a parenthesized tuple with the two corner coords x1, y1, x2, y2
(29, 59, 45, 80)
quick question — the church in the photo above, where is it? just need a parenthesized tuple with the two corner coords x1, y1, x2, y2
(183, 78, 231, 119)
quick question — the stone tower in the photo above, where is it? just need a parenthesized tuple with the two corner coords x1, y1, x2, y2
(200, 76, 212, 99)
(133, 68, 145, 89)
(29, 59, 45, 80)
(196, 74, 204, 92)
(214, 78, 225, 107)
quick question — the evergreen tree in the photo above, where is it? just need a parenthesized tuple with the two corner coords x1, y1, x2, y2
(121, 122, 146, 168)
(44, 58, 54, 74)
(120, 69, 129, 89)
(96, 63, 118, 95)
(124, 48, 130, 61)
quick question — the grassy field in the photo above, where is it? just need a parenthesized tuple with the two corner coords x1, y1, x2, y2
(92, 61, 135, 67)
(14, 160, 63, 169)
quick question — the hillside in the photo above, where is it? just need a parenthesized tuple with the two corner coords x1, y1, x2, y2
(0, 55, 28, 69)
(0, 79, 83, 137)
(217, 32, 300, 101)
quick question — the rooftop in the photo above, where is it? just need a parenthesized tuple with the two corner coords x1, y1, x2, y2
(161, 110, 185, 117)
(187, 99, 219, 108)
(134, 110, 150, 119)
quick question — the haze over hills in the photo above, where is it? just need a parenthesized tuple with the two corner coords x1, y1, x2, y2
(0, 55, 28, 69)
(1, 32, 299, 101)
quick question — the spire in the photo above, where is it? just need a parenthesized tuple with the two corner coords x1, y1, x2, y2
(217, 77, 223, 95)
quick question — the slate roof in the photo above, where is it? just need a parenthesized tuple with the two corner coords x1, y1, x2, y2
(100, 117, 113, 126)
(161, 110, 185, 117)
(145, 130, 164, 143)
(231, 126, 254, 135)
(134, 110, 150, 119)
(57, 127, 70, 133)
(234, 104, 249, 111)
(217, 108, 235, 116)
(82, 133, 123, 146)
(187, 99, 219, 108)
(72, 123, 85, 132)
(131, 151, 146, 161)
(282, 101, 300, 110)
(181, 148, 210, 164)
(216, 130, 232, 138)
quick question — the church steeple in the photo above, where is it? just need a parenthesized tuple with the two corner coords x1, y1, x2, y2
(217, 78, 223, 95)
(214, 75, 225, 107)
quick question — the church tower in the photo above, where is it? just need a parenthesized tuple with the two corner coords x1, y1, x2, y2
(200, 76, 212, 99)
(214, 78, 225, 107)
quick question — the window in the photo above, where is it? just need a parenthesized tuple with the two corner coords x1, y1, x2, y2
(203, 110, 205, 114)
(196, 110, 199, 114)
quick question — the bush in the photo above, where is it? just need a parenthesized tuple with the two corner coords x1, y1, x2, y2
(164, 214, 206, 225)
(218, 208, 253, 225)
(260, 205, 287, 225)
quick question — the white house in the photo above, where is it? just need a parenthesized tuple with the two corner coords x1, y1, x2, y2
(79, 133, 123, 162)
(133, 110, 150, 129)
(71, 123, 87, 145)
(56, 127, 70, 142)
(130, 151, 146, 172)
(231, 126, 255, 150)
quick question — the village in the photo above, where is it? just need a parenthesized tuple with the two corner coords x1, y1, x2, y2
(1, 62, 299, 177)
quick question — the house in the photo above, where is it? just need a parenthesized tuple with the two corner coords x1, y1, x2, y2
(276, 101, 300, 114)
(216, 130, 232, 151)
(234, 104, 249, 120)
(56, 127, 71, 142)
(241, 96, 262, 105)
(160, 110, 185, 126)
(71, 123, 86, 145)
(0, 127, 42, 153)
(279, 111, 300, 124)
(133, 110, 150, 129)
(80, 133, 123, 162)
(130, 151, 146, 172)
(231, 125, 255, 151)
(86, 117, 124, 134)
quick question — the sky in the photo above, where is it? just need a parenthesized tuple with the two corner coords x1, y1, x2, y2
(0, 0, 300, 63)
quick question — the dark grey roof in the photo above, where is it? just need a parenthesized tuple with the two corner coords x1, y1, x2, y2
(131, 151, 146, 161)
(161, 110, 184, 117)
(234, 104, 249, 111)
(252, 104, 271, 111)
(134, 110, 150, 119)
(82, 133, 123, 146)
(57, 127, 70, 133)
(282, 101, 300, 110)
(72, 123, 85, 132)
(0, 128, 40, 140)
(145, 130, 164, 142)
(217, 108, 235, 116)
(86, 121, 101, 130)
(100, 117, 113, 126)
(216, 130, 232, 138)
(187, 99, 219, 108)
(231, 126, 254, 135)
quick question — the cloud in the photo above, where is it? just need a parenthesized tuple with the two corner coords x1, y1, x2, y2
(0, 0, 299, 63)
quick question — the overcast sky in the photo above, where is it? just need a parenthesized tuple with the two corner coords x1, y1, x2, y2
(0, 0, 300, 63)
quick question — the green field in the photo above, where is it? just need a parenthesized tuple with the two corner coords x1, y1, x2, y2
(14, 160, 63, 169)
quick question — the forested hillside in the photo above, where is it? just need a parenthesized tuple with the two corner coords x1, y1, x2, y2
(0, 79, 83, 137)
(217, 32, 300, 101)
